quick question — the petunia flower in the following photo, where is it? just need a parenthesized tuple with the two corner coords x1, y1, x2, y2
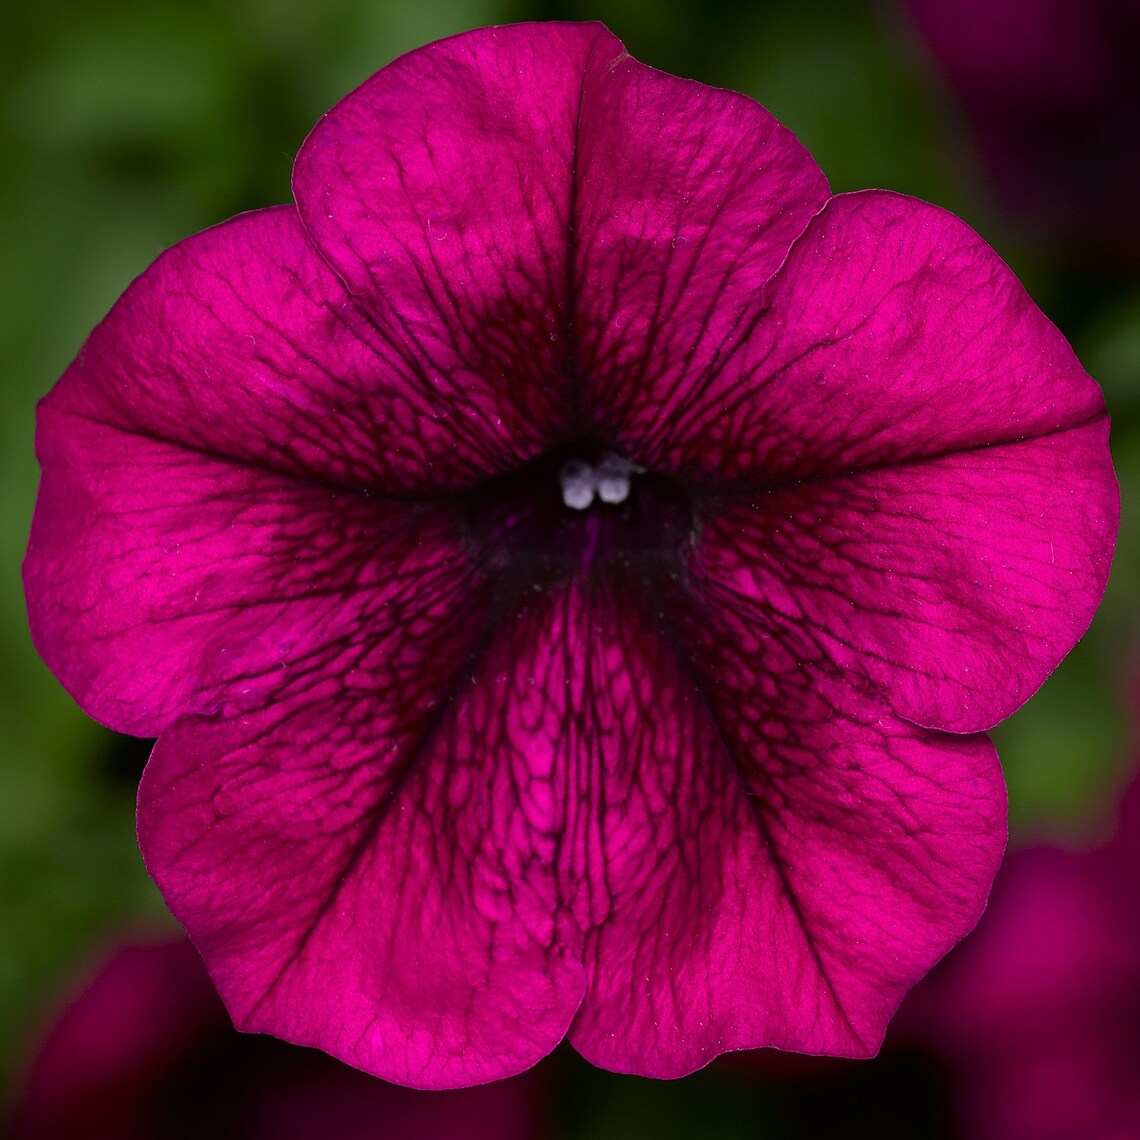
(23, 22, 1118, 1087)
(11, 935, 544, 1139)
(897, 774, 1140, 1140)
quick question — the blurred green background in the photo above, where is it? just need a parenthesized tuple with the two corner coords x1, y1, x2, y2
(2, 0, 1136, 1135)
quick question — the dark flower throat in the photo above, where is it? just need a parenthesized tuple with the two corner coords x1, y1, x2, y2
(461, 440, 696, 588)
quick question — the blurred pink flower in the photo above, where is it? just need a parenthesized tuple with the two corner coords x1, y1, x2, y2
(903, 0, 1140, 260)
(11, 936, 543, 1140)
(900, 778, 1140, 1140)
(23, 22, 1117, 1086)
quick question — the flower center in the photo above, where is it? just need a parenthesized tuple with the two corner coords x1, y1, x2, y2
(461, 441, 695, 587)
(558, 453, 638, 510)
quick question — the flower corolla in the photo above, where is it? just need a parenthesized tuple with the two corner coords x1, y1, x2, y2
(23, 22, 1118, 1087)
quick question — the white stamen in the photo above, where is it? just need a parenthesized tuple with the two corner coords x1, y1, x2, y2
(559, 458, 596, 510)
(558, 454, 637, 509)
(595, 454, 631, 504)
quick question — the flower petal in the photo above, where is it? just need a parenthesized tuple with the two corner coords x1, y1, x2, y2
(137, 585, 592, 1088)
(688, 419, 1117, 734)
(563, 569, 1005, 1074)
(25, 427, 472, 735)
(292, 23, 829, 444)
(34, 205, 544, 494)
(571, 51, 829, 433)
(621, 190, 1110, 482)
(139, 562, 999, 1083)
(23, 204, 531, 736)
(293, 22, 625, 445)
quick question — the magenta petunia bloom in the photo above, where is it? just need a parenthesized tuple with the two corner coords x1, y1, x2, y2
(12, 936, 543, 1139)
(899, 776, 1140, 1140)
(23, 22, 1118, 1087)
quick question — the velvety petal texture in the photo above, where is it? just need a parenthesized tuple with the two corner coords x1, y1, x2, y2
(629, 191, 1107, 481)
(24, 21, 1118, 1087)
(26, 205, 538, 736)
(137, 591, 587, 1087)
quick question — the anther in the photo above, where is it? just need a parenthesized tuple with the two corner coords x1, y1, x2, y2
(558, 454, 636, 509)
